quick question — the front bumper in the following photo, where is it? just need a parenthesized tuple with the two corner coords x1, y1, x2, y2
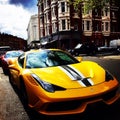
(29, 80, 120, 115)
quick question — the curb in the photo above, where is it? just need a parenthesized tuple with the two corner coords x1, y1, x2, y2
(100, 55, 120, 59)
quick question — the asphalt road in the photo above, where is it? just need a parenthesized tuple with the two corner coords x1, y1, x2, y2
(0, 68, 29, 120)
(0, 55, 120, 120)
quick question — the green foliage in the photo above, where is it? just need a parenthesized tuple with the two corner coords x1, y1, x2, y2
(69, 0, 110, 13)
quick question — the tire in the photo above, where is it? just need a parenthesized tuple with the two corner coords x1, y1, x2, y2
(2, 68, 9, 75)
(9, 73, 19, 95)
(20, 80, 28, 108)
(9, 73, 15, 87)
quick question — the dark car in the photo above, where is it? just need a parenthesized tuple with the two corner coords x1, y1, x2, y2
(0, 46, 11, 56)
(1, 50, 24, 75)
(97, 46, 120, 54)
(69, 43, 98, 56)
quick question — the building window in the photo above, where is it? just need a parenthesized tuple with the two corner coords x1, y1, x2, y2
(52, 22, 56, 33)
(94, 23, 99, 31)
(82, 20, 91, 31)
(112, 11, 116, 18)
(86, 21, 90, 30)
(46, 12, 49, 22)
(66, 2, 69, 12)
(102, 22, 104, 31)
(52, 7, 55, 17)
(44, 0, 49, 8)
(40, 28, 43, 37)
(45, 26, 47, 35)
(82, 21, 84, 31)
(67, 19, 70, 30)
(74, 21, 78, 31)
(46, 25, 50, 35)
(105, 8, 108, 16)
(39, 4, 42, 13)
(111, 23, 116, 32)
(44, 0, 46, 8)
(94, 9, 98, 16)
(44, 14, 47, 23)
(105, 22, 109, 31)
(46, 0, 49, 7)
(45, 25, 49, 36)
(102, 22, 110, 31)
(62, 19, 66, 30)
(61, 2, 65, 12)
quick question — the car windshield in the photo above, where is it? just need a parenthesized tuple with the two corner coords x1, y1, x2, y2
(26, 50, 79, 68)
(5, 51, 23, 58)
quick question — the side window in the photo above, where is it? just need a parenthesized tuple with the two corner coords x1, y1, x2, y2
(18, 54, 25, 68)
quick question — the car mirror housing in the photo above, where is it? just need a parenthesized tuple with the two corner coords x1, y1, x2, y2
(9, 65, 20, 72)
(75, 56, 83, 62)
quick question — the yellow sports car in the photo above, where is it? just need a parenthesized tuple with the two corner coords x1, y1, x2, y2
(8, 49, 120, 115)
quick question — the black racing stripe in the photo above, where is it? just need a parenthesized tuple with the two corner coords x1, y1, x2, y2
(62, 65, 82, 80)
(62, 65, 92, 87)
(82, 78, 92, 86)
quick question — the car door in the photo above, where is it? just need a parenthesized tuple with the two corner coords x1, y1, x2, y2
(10, 54, 25, 88)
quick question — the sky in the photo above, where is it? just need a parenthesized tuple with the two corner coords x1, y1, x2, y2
(0, 0, 37, 39)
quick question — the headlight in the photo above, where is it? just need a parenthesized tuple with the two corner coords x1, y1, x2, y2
(105, 71, 114, 81)
(31, 74, 66, 92)
(31, 74, 54, 92)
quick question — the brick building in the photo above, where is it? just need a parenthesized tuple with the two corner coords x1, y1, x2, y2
(37, 0, 120, 50)
(0, 33, 27, 51)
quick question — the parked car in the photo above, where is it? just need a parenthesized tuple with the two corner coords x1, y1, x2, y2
(69, 43, 98, 56)
(8, 49, 120, 115)
(97, 46, 119, 54)
(110, 39, 120, 48)
(0, 46, 11, 56)
(0, 46, 11, 66)
(1, 50, 24, 75)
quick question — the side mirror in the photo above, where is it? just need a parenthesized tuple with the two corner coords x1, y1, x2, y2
(75, 56, 83, 62)
(8, 58, 16, 65)
(9, 65, 20, 73)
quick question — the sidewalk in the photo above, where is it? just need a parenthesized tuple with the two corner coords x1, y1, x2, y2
(100, 55, 120, 59)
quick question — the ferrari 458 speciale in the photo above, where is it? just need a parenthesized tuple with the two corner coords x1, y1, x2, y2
(8, 49, 120, 115)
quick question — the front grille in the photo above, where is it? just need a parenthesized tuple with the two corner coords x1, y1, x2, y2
(46, 100, 83, 111)
(46, 87, 118, 112)
(102, 87, 118, 101)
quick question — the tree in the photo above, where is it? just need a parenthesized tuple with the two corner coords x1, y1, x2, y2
(70, 0, 110, 13)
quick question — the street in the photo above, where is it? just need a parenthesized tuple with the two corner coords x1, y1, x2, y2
(0, 68, 29, 120)
(0, 55, 120, 120)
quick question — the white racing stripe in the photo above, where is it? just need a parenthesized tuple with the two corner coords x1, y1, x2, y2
(69, 65, 94, 86)
(59, 66, 75, 80)
(87, 78, 94, 85)
(59, 65, 94, 87)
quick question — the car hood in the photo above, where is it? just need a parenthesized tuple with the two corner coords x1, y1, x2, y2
(30, 61, 105, 89)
